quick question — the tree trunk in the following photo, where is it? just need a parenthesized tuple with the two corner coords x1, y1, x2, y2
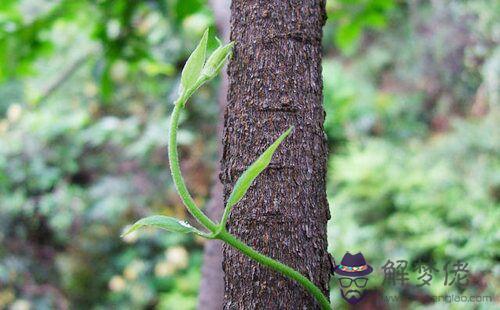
(197, 1, 231, 309)
(221, 1, 330, 309)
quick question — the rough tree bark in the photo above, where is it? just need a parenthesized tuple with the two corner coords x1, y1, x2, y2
(197, 1, 231, 309)
(221, 1, 330, 309)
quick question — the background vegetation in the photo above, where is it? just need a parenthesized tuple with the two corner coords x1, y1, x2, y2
(0, 0, 498, 309)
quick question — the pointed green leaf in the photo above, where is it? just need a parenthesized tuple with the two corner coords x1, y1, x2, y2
(180, 29, 208, 95)
(201, 41, 234, 80)
(225, 126, 294, 211)
(121, 215, 205, 237)
(214, 36, 222, 47)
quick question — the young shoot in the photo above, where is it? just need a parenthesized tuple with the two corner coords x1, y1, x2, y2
(122, 29, 332, 309)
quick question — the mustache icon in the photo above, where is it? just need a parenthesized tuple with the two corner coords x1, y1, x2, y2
(341, 289, 365, 305)
(345, 289, 361, 297)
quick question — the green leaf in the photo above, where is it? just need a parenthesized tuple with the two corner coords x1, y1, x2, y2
(225, 126, 294, 211)
(121, 215, 205, 237)
(335, 22, 362, 55)
(214, 36, 222, 46)
(201, 41, 234, 80)
(180, 29, 208, 95)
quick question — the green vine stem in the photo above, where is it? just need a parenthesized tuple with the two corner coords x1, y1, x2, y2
(168, 98, 332, 309)
(218, 229, 332, 310)
(168, 102, 218, 232)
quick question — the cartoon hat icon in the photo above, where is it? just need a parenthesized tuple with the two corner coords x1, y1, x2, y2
(334, 252, 373, 277)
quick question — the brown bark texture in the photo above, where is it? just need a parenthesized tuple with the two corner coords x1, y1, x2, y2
(221, 1, 330, 309)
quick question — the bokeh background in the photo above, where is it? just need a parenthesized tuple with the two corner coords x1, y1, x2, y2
(0, 0, 498, 309)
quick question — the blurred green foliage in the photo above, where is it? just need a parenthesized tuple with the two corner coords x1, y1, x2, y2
(328, 114, 499, 305)
(0, 0, 498, 309)
(324, 0, 499, 308)
(1, 0, 218, 309)
(326, 0, 397, 55)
